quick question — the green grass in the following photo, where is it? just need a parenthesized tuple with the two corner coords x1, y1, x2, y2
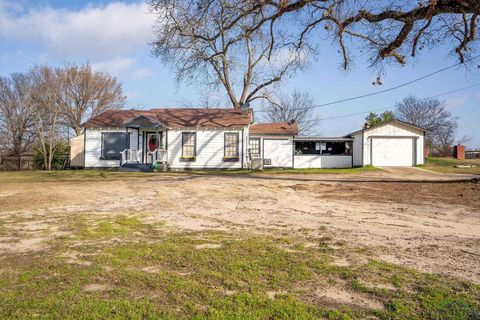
(172, 165, 381, 176)
(75, 216, 145, 239)
(424, 157, 480, 174)
(0, 219, 4, 235)
(0, 166, 382, 184)
(0, 219, 478, 319)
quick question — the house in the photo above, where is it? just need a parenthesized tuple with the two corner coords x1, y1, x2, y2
(75, 108, 425, 170)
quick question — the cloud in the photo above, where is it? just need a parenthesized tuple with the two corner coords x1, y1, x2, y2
(92, 57, 134, 76)
(266, 47, 309, 68)
(133, 67, 154, 79)
(0, 1, 155, 60)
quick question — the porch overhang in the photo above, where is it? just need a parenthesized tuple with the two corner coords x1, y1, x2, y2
(123, 115, 167, 130)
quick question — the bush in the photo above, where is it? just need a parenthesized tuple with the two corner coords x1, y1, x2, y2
(33, 142, 69, 170)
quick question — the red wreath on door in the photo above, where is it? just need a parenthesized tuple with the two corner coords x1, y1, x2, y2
(148, 136, 157, 152)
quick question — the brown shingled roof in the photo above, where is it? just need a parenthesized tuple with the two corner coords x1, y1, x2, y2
(81, 108, 253, 129)
(249, 123, 298, 135)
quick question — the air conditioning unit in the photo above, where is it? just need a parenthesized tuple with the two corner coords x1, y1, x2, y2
(251, 158, 263, 170)
(263, 159, 272, 166)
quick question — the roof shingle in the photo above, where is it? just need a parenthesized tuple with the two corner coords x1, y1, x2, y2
(81, 108, 253, 129)
(249, 123, 298, 135)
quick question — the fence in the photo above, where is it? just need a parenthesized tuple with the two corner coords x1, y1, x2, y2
(0, 153, 70, 171)
(0, 154, 35, 171)
(465, 150, 480, 159)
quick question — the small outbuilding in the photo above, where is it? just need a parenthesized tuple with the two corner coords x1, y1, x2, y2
(349, 119, 426, 167)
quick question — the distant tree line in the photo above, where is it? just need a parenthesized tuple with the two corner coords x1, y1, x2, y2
(365, 96, 467, 156)
(0, 64, 126, 170)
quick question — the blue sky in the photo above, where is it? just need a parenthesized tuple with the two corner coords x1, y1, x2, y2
(1, 0, 479, 147)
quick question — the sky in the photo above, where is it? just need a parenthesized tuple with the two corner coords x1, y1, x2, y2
(0, 0, 479, 147)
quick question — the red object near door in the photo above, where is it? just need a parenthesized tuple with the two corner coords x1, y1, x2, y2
(148, 135, 157, 152)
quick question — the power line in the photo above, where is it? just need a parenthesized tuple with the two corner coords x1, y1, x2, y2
(311, 54, 480, 109)
(256, 55, 480, 114)
(316, 82, 480, 121)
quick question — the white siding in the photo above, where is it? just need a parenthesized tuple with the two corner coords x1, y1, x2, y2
(249, 135, 294, 168)
(84, 128, 139, 168)
(321, 156, 352, 168)
(293, 155, 352, 168)
(294, 155, 321, 168)
(167, 128, 247, 169)
(263, 138, 294, 168)
(351, 132, 363, 167)
(358, 122, 425, 166)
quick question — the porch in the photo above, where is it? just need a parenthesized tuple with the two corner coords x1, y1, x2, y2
(120, 115, 169, 169)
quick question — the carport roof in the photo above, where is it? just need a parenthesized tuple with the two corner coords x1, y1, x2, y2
(294, 136, 354, 141)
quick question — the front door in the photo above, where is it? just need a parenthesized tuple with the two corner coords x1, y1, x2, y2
(145, 133, 160, 164)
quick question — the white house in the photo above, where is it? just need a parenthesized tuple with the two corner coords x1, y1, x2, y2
(76, 108, 426, 170)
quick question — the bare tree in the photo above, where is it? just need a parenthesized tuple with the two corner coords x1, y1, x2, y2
(30, 66, 65, 171)
(395, 95, 458, 156)
(149, 0, 309, 109)
(150, 1, 480, 100)
(457, 134, 472, 146)
(58, 64, 126, 136)
(0, 74, 36, 170)
(261, 90, 318, 134)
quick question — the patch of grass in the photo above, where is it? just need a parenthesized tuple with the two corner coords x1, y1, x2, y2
(0, 219, 4, 235)
(74, 215, 151, 239)
(0, 232, 478, 319)
(173, 166, 382, 175)
(0, 165, 382, 184)
(425, 157, 480, 174)
(254, 166, 381, 175)
(0, 170, 159, 184)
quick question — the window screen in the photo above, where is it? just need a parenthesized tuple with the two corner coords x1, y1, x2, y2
(182, 132, 196, 157)
(102, 132, 128, 160)
(225, 132, 239, 158)
(295, 141, 319, 155)
(322, 142, 347, 155)
(249, 138, 260, 157)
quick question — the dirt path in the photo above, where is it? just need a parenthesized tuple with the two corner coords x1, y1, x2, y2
(1, 171, 479, 283)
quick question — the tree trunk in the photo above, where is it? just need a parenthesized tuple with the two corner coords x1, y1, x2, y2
(74, 127, 82, 136)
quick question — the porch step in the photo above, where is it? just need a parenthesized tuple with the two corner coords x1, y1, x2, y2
(119, 163, 153, 172)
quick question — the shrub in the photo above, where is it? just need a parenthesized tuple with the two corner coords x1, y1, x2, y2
(33, 141, 69, 170)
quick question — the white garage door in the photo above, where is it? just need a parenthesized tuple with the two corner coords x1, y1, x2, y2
(263, 139, 292, 167)
(371, 138, 414, 167)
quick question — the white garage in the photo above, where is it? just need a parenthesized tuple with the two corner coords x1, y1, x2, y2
(371, 137, 415, 167)
(350, 120, 426, 167)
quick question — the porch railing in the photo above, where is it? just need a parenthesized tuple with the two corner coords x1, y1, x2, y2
(120, 149, 142, 166)
(147, 149, 168, 164)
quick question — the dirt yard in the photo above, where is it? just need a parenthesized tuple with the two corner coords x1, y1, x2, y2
(0, 168, 479, 318)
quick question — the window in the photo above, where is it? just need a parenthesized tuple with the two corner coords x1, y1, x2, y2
(295, 141, 320, 155)
(182, 132, 196, 158)
(322, 142, 347, 155)
(102, 132, 128, 160)
(249, 138, 260, 157)
(224, 132, 239, 159)
(295, 141, 351, 155)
